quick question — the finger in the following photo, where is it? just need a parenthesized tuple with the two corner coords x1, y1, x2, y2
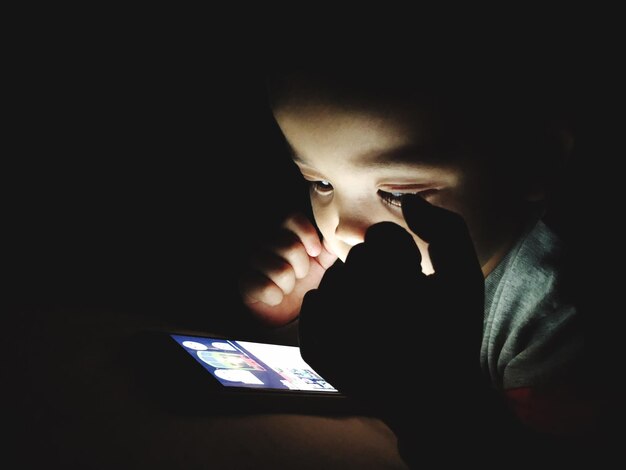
(362, 222, 423, 277)
(239, 270, 284, 307)
(401, 194, 482, 283)
(339, 222, 423, 283)
(298, 289, 343, 388)
(249, 251, 296, 296)
(282, 213, 322, 258)
(316, 253, 345, 291)
(270, 229, 312, 279)
(315, 239, 339, 270)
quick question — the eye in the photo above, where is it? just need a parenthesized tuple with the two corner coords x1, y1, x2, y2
(378, 189, 439, 208)
(311, 180, 333, 195)
(378, 190, 405, 207)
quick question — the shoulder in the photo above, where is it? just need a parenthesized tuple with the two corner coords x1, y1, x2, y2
(489, 219, 573, 329)
(482, 219, 584, 389)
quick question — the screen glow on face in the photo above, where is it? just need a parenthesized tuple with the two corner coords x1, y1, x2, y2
(170, 334, 338, 392)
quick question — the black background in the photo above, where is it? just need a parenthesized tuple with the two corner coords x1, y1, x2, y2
(6, 39, 309, 331)
(5, 25, 624, 466)
(6, 30, 622, 350)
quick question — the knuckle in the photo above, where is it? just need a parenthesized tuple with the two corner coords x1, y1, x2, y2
(274, 264, 294, 282)
(287, 212, 310, 229)
(283, 212, 314, 236)
(271, 235, 308, 268)
(243, 272, 267, 291)
(274, 229, 304, 252)
(267, 261, 295, 288)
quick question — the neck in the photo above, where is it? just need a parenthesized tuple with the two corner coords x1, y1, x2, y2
(480, 214, 536, 278)
(481, 240, 514, 277)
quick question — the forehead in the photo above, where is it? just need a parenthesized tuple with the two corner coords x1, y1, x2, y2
(274, 103, 441, 167)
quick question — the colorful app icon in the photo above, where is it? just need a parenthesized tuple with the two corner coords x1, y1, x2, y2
(197, 351, 265, 371)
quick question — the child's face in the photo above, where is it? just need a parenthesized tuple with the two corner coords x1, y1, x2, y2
(274, 102, 523, 275)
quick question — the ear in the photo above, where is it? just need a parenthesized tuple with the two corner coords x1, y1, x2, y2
(525, 187, 546, 203)
(524, 125, 574, 203)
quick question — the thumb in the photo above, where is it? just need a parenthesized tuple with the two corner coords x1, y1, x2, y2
(342, 222, 423, 278)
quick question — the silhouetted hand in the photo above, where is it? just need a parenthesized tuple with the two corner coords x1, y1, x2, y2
(299, 194, 485, 408)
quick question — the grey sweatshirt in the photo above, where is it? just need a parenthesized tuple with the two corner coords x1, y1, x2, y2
(481, 219, 584, 391)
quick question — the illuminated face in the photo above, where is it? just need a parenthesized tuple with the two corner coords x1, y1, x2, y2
(274, 102, 522, 276)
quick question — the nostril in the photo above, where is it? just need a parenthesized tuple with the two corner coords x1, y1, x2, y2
(335, 234, 363, 247)
(334, 214, 369, 247)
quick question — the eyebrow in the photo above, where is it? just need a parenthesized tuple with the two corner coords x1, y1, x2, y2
(290, 143, 446, 169)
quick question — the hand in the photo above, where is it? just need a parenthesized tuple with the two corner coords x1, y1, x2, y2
(239, 212, 338, 326)
(299, 194, 485, 400)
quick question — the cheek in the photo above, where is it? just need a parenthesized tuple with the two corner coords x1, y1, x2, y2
(310, 202, 348, 260)
(426, 189, 482, 245)
(310, 200, 335, 238)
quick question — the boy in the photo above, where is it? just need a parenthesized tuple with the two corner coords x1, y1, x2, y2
(239, 68, 599, 464)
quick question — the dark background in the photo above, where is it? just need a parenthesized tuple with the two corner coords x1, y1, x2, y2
(5, 28, 623, 466)
(7, 43, 310, 331)
(6, 32, 621, 350)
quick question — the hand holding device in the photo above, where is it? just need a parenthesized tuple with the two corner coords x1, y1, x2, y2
(299, 195, 485, 404)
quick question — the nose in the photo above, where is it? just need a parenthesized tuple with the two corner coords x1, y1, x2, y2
(334, 213, 370, 247)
